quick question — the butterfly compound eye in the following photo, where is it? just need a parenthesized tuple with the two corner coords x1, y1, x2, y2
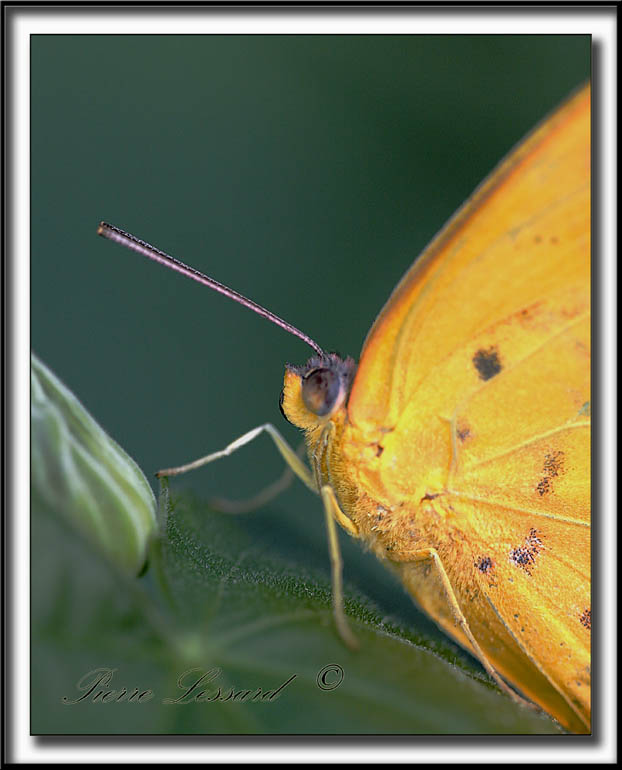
(302, 367, 343, 417)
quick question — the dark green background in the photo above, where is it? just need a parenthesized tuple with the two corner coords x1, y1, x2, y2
(31, 33, 590, 733)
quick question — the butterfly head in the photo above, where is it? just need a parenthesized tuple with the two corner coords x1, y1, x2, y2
(280, 353, 357, 431)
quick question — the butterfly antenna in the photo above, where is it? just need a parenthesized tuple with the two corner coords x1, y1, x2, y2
(97, 222, 325, 356)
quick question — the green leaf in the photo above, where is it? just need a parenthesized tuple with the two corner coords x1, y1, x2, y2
(32, 477, 561, 734)
(31, 353, 157, 575)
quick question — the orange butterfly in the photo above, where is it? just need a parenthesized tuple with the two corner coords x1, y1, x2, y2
(98, 83, 590, 733)
(280, 84, 590, 733)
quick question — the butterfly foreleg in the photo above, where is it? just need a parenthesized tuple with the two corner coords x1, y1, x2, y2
(320, 484, 359, 650)
(208, 442, 309, 514)
(312, 422, 360, 649)
(411, 546, 536, 711)
(156, 423, 316, 493)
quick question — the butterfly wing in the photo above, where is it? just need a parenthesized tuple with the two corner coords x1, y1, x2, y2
(392, 488, 590, 733)
(345, 85, 590, 731)
(349, 84, 590, 438)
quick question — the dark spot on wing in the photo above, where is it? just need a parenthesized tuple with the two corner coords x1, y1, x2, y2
(579, 608, 591, 630)
(456, 421, 471, 442)
(475, 556, 494, 573)
(536, 479, 551, 496)
(473, 346, 502, 381)
(510, 527, 544, 575)
(511, 547, 535, 570)
(534, 234, 542, 244)
(544, 452, 564, 475)
(374, 444, 384, 457)
(536, 451, 565, 497)
(550, 235, 559, 244)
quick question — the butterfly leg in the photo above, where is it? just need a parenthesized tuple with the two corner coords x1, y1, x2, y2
(411, 546, 536, 711)
(208, 442, 307, 514)
(312, 422, 360, 648)
(320, 484, 359, 650)
(156, 423, 316, 492)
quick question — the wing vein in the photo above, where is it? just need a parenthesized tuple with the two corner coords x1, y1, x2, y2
(483, 594, 589, 730)
(461, 420, 590, 473)
(444, 490, 589, 527)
